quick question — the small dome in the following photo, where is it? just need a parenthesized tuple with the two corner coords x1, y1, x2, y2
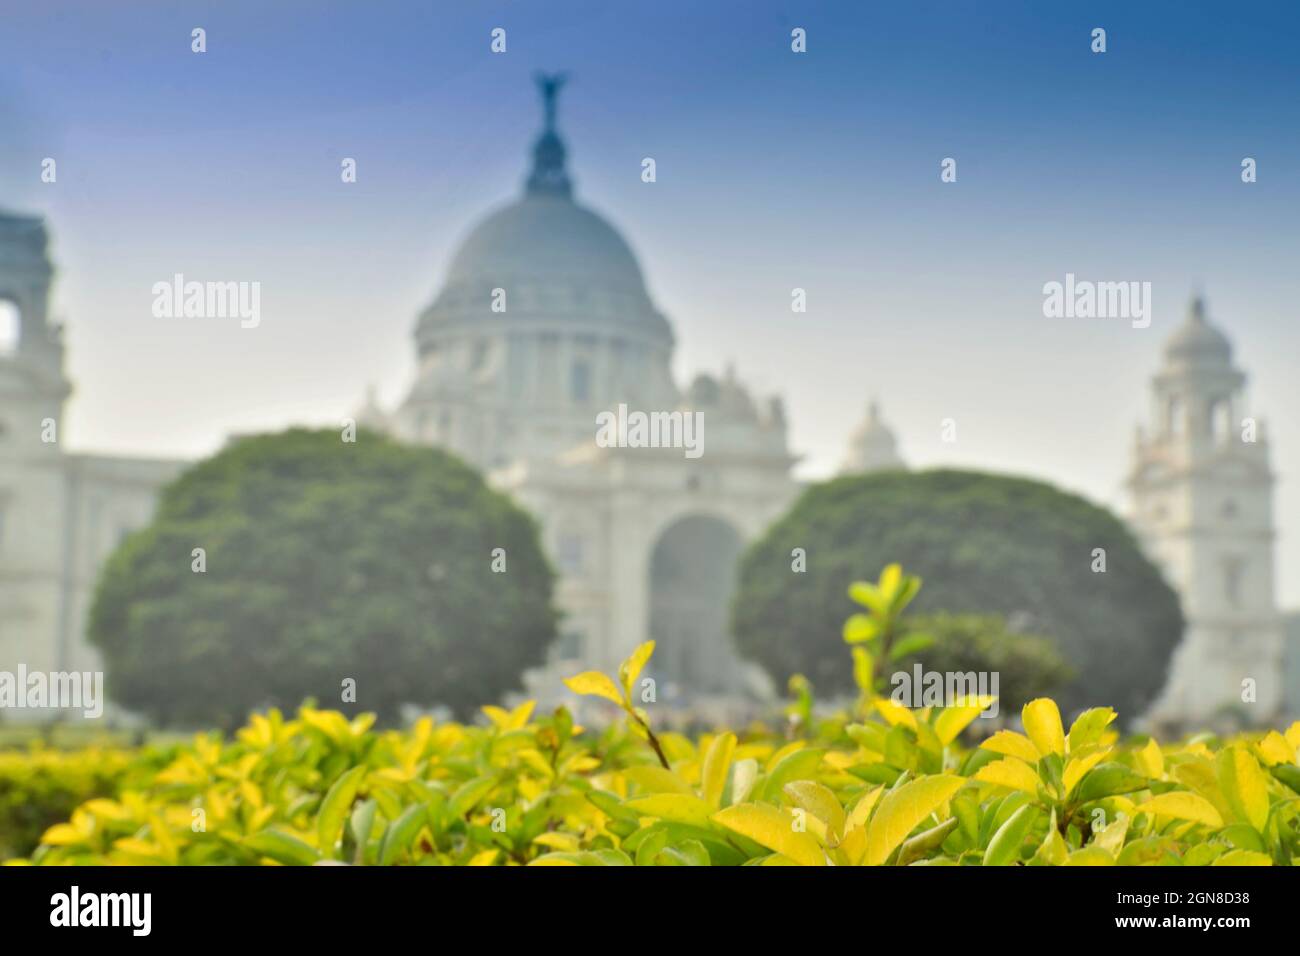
(842, 401, 905, 473)
(1165, 297, 1231, 363)
(444, 194, 648, 296)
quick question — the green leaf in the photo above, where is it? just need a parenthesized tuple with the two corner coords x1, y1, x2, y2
(983, 804, 1035, 867)
(244, 828, 322, 866)
(1075, 762, 1149, 803)
(658, 839, 710, 866)
(349, 799, 378, 865)
(888, 632, 933, 662)
(842, 614, 879, 645)
(1271, 764, 1300, 796)
(449, 775, 496, 818)
(759, 748, 826, 802)
(377, 804, 429, 865)
(316, 765, 366, 859)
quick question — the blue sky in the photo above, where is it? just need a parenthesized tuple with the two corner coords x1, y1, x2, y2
(2, 0, 1298, 601)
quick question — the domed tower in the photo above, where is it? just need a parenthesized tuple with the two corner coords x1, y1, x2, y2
(395, 74, 677, 470)
(841, 400, 905, 473)
(1129, 296, 1283, 725)
(0, 210, 70, 450)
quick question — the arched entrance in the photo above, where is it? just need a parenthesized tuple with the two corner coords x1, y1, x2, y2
(647, 514, 746, 700)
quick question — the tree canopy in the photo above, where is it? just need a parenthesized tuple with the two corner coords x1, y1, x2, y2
(89, 428, 557, 727)
(731, 469, 1183, 720)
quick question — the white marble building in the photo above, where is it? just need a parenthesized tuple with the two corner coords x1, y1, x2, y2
(368, 80, 800, 707)
(1127, 297, 1285, 724)
(0, 82, 1288, 723)
(0, 212, 184, 720)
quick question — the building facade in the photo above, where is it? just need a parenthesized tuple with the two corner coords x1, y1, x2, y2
(0, 213, 184, 719)
(1128, 297, 1286, 725)
(0, 83, 1289, 724)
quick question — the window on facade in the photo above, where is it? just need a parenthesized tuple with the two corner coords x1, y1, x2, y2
(1166, 396, 1184, 437)
(1223, 555, 1246, 607)
(570, 360, 591, 403)
(556, 534, 584, 574)
(0, 300, 18, 354)
(1209, 398, 1232, 441)
(506, 335, 528, 399)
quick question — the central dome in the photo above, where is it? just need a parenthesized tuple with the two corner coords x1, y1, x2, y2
(446, 193, 648, 296)
(415, 74, 673, 350)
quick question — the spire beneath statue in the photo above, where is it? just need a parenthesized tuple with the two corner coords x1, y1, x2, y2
(526, 72, 573, 198)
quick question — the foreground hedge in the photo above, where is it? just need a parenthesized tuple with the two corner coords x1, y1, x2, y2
(8, 690, 1299, 866)
(0, 746, 136, 860)
(10, 566, 1300, 866)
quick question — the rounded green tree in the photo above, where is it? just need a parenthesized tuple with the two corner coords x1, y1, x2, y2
(89, 428, 557, 727)
(732, 469, 1183, 720)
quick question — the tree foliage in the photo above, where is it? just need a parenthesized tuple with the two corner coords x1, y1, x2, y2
(731, 469, 1183, 720)
(89, 428, 557, 726)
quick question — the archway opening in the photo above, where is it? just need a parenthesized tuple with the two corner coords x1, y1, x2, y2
(647, 514, 746, 701)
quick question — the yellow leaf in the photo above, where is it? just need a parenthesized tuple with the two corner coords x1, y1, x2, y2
(624, 793, 714, 828)
(1066, 707, 1117, 752)
(844, 785, 883, 837)
(701, 732, 737, 809)
(837, 826, 867, 865)
(863, 775, 964, 866)
(933, 697, 996, 745)
(563, 671, 625, 706)
(623, 765, 693, 795)
(873, 698, 917, 730)
(1171, 759, 1232, 822)
(764, 740, 807, 771)
(783, 781, 846, 841)
(1065, 846, 1115, 866)
(1284, 721, 1300, 753)
(1133, 738, 1164, 779)
(974, 757, 1040, 794)
(1022, 698, 1064, 758)
(1217, 746, 1270, 832)
(1063, 751, 1108, 797)
(532, 832, 581, 851)
(980, 730, 1041, 765)
(1138, 792, 1223, 828)
(1255, 730, 1293, 767)
(468, 849, 499, 866)
(712, 803, 826, 866)
(40, 823, 87, 847)
(1213, 849, 1271, 866)
(618, 641, 655, 696)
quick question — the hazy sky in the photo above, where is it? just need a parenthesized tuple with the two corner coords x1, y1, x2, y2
(2, 1, 1298, 603)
